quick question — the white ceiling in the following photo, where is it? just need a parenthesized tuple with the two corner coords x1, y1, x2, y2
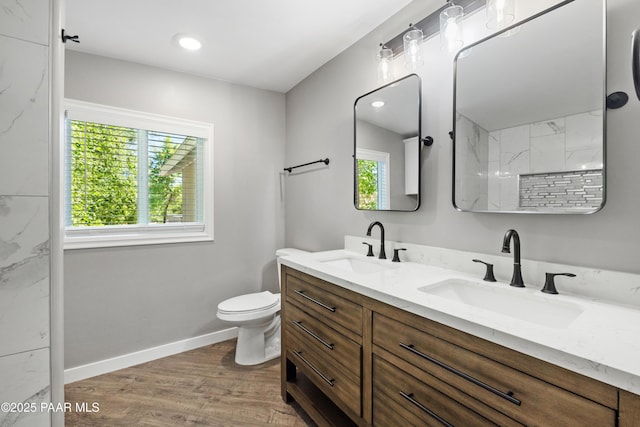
(65, 0, 414, 93)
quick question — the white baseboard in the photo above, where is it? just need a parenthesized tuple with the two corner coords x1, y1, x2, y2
(64, 327, 238, 384)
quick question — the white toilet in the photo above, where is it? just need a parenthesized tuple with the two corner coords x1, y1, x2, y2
(217, 248, 308, 365)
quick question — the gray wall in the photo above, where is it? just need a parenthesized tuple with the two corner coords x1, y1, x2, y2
(285, 0, 640, 275)
(64, 51, 286, 368)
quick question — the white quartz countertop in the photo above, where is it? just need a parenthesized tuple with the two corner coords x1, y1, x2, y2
(281, 249, 640, 394)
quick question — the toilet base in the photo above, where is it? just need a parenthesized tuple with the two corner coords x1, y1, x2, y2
(234, 315, 281, 366)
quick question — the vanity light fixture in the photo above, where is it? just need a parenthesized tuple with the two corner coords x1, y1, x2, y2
(403, 24, 424, 70)
(486, 0, 515, 31)
(440, 1, 464, 53)
(174, 33, 202, 51)
(378, 0, 485, 67)
(377, 44, 395, 84)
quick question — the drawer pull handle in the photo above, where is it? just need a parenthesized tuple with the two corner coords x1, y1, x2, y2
(294, 351, 334, 387)
(399, 391, 454, 427)
(400, 343, 521, 406)
(292, 321, 334, 350)
(294, 290, 336, 312)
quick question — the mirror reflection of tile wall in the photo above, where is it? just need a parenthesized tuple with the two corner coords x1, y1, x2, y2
(487, 110, 603, 211)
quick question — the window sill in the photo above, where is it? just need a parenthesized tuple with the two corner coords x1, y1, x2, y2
(64, 224, 213, 250)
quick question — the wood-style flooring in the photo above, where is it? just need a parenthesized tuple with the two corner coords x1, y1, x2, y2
(65, 339, 315, 426)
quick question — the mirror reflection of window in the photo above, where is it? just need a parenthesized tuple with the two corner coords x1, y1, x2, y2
(356, 148, 390, 210)
(354, 74, 422, 211)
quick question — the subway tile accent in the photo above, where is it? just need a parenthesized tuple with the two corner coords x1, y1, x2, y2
(519, 169, 603, 209)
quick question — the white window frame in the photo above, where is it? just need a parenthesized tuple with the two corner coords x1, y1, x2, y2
(64, 99, 214, 249)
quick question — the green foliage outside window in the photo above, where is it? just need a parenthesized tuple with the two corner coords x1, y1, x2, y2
(69, 121, 184, 227)
(357, 159, 378, 209)
(148, 137, 183, 224)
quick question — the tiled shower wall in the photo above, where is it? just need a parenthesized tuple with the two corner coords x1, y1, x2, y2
(455, 113, 489, 210)
(488, 110, 603, 210)
(0, 0, 52, 425)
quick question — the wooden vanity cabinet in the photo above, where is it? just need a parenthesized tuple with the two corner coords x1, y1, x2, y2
(281, 266, 366, 426)
(281, 266, 638, 427)
(371, 307, 617, 426)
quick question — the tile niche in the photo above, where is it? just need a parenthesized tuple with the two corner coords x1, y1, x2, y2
(456, 110, 603, 211)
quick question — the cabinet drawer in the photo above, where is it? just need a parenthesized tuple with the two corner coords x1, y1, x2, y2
(287, 333, 361, 416)
(373, 356, 498, 427)
(286, 303, 361, 378)
(373, 313, 616, 426)
(285, 274, 362, 336)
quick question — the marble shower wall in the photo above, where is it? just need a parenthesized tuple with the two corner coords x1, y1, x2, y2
(455, 114, 489, 210)
(488, 110, 603, 210)
(1, 0, 52, 425)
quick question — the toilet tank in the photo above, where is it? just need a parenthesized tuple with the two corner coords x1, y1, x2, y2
(276, 248, 308, 288)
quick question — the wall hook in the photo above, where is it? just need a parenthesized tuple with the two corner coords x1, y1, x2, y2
(62, 29, 80, 44)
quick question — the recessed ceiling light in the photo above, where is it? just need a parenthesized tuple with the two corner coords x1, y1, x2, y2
(371, 101, 385, 108)
(174, 33, 202, 51)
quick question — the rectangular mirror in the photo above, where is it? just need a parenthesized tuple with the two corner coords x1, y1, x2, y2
(354, 74, 422, 211)
(453, 0, 605, 214)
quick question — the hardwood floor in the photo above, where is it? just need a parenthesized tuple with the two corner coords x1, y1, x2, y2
(65, 339, 315, 426)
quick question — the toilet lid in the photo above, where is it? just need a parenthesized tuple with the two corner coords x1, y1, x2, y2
(218, 291, 279, 314)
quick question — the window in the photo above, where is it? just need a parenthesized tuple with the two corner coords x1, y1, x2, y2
(64, 100, 214, 249)
(356, 148, 390, 210)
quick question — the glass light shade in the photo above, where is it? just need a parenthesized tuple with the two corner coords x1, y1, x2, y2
(403, 28, 424, 70)
(377, 46, 395, 84)
(440, 4, 464, 53)
(486, 0, 515, 31)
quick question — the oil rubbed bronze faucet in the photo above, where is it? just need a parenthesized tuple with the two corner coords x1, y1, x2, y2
(366, 221, 386, 260)
(501, 229, 525, 287)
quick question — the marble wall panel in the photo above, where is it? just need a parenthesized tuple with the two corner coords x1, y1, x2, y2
(566, 110, 603, 151)
(455, 114, 489, 210)
(530, 133, 565, 172)
(0, 196, 49, 357)
(0, 0, 49, 45)
(0, 348, 50, 426)
(0, 36, 49, 196)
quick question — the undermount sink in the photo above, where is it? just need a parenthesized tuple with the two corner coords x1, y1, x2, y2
(418, 278, 584, 328)
(321, 256, 397, 274)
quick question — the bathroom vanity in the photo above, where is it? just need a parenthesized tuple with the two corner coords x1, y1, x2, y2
(280, 246, 640, 426)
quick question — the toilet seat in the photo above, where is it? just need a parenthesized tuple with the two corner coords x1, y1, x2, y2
(217, 291, 280, 322)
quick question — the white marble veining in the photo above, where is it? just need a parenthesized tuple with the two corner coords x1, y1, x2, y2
(0, 0, 50, 45)
(566, 110, 603, 151)
(280, 237, 640, 394)
(455, 114, 489, 210)
(0, 0, 52, 421)
(0, 348, 50, 426)
(0, 36, 49, 197)
(0, 196, 50, 357)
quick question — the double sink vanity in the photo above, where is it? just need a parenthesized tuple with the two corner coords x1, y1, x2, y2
(279, 235, 640, 426)
(315, 0, 632, 423)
